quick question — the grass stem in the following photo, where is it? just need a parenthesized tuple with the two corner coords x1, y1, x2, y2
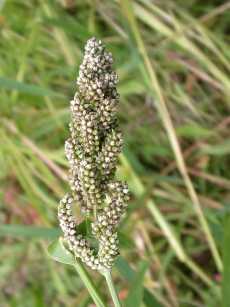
(73, 263, 106, 307)
(103, 270, 121, 307)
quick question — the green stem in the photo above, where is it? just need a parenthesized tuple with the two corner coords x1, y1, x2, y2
(103, 270, 121, 307)
(74, 263, 106, 307)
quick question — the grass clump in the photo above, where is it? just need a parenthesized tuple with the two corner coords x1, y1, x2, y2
(0, 1, 230, 306)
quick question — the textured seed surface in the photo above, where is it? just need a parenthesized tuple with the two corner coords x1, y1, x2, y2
(58, 37, 129, 271)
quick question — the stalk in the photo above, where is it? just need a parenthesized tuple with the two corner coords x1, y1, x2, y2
(74, 263, 106, 307)
(103, 270, 121, 307)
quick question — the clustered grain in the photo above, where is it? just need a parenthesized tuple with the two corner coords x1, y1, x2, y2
(58, 38, 129, 271)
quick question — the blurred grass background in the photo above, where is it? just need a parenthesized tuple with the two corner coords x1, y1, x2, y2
(0, 0, 230, 306)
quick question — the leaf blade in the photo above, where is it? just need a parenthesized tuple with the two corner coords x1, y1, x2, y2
(116, 257, 163, 307)
(48, 238, 76, 265)
(0, 225, 61, 239)
(125, 261, 148, 307)
(0, 77, 62, 97)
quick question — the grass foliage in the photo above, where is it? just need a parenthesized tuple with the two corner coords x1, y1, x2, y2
(0, 0, 230, 306)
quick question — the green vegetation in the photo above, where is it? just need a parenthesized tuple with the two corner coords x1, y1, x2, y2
(0, 1, 229, 306)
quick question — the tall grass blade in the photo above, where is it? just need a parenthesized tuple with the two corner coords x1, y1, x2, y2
(125, 261, 148, 307)
(120, 0, 223, 272)
(0, 77, 60, 97)
(0, 225, 61, 239)
(115, 257, 163, 307)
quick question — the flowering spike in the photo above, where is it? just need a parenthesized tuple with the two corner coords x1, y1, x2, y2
(58, 37, 130, 271)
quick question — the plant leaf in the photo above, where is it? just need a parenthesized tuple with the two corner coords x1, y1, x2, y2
(125, 261, 148, 307)
(116, 257, 162, 307)
(0, 77, 62, 97)
(176, 123, 213, 140)
(202, 141, 230, 156)
(48, 238, 106, 306)
(48, 237, 75, 266)
(0, 225, 61, 239)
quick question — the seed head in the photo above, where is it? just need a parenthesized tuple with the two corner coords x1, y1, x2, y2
(58, 37, 130, 271)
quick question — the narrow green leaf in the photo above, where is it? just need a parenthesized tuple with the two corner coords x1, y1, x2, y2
(176, 124, 213, 140)
(202, 141, 230, 156)
(48, 238, 75, 265)
(0, 77, 62, 97)
(222, 215, 230, 307)
(147, 200, 186, 262)
(0, 225, 61, 239)
(125, 261, 148, 307)
(115, 256, 135, 281)
(116, 257, 163, 307)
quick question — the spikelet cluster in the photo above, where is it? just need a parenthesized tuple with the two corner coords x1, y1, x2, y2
(58, 38, 130, 271)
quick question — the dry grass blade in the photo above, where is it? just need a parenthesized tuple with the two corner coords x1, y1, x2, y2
(200, 1, 230, 23)
(120, 0, 223, 272)
(134, 0, 230, 97)
(167, 52, 224, 92)
(3, 119, 68, 182)
(120, 154, 215, 289)
(187, 168, 230, 190)
(40, 1, 79, 66)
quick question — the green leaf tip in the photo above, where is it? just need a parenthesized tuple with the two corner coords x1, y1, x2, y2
(48, 237, 75, 266)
